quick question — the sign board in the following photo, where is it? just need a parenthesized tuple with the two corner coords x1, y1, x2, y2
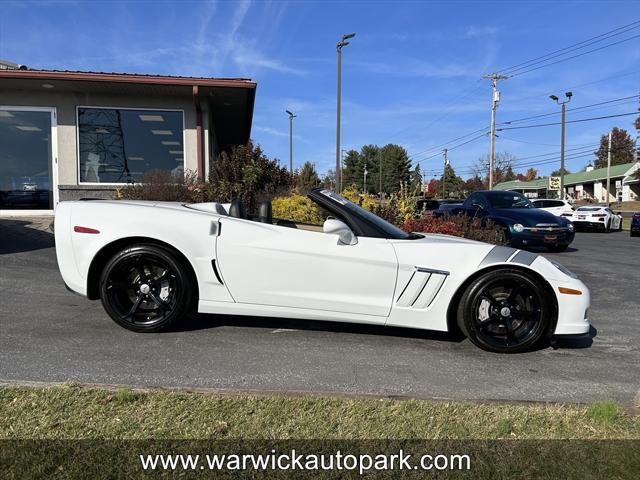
(548, 176, 561, 190)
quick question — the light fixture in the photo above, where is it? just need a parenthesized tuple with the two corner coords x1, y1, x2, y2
(549, 95, 559, 101)
(565, 91, 572, 98)
(139, 114, 164, 122)
(151, 129, 173, 135)
(41, 83, 54, 89)
(16, 126, 42, 132)
(162, 141, 180, 145)
(0, 111, 14, 118)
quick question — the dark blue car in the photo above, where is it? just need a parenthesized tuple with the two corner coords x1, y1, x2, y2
(631, 211, 640, 237)
(440, 190, 575, 251)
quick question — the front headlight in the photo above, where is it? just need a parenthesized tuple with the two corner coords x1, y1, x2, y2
(550, 260, 578, 279)
(568, 222, 574, 232)
(513, 223, 524, 233)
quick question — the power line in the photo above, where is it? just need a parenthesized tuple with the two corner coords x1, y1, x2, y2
(408, 126, 490, 160)
(496, 20, 640, 75)
(498, 95, 639, 125)
(496, 111, 639, 131)
(508, 34, 640, 77)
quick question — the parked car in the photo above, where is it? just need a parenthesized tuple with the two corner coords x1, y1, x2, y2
(54, 188, 590, 353)
(531, 199, 574, 218)
(630, 212, 640, 237)
(416, 198, 440, 214)
(437, 191, 575, 251)
(568, 206, 623, 232)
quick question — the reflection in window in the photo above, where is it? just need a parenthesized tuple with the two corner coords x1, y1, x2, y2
(0, 109, 53, 210)
(78, 108, 184, 183)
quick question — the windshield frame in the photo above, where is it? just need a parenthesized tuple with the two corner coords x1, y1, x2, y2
(486, 192, 534, 209)
(307, 189, 413, 240)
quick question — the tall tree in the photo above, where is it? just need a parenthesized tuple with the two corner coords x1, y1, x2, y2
(439, 163, 464, 199)
(549, 167, 571, 176)
(473, 152, 516, 186)
(503, 165, 516, 182)
(525, 168, 538, 181)
(409, 164, 423, 194)
(296, 161, 320, 193)
(341, 149, 362, 189)
(379, 143, 411, 194)
(594, 127, 635, 168)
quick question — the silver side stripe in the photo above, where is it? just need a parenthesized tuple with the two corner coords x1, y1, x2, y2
(510, 250, 538, 266)
(478, 246, 517, 267)
(479, 245, 538, 267)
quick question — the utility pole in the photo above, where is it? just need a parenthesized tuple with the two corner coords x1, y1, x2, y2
(442, 148, 448, 199)
(550, 92, 572, 199)
(606, 130, 612, 206)
(482, 73, 508, 190)
(336, 33, 356, 192)
(285, 110, 296, 173)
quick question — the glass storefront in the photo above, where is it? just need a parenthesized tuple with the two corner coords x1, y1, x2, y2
(77, 108, 184, 183)
(0, 108, 54, 211)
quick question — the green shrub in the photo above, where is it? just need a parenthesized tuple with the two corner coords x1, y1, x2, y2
(272, 194, 324, 224)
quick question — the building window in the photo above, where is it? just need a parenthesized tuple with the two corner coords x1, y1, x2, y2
(78, 107, 184, 184)
(0, 108, 54, 210)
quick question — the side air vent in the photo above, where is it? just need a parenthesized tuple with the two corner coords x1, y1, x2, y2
(211, 259, 223, 284)
(396, 268, 448, 309)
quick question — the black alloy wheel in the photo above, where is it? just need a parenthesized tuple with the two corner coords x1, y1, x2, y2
(457, 269, 552, 353)
(99, 244, 192, 332)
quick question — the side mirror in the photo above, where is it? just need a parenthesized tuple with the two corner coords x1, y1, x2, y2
(323, 218, 357, 245)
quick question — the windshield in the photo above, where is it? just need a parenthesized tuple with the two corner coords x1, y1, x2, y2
(318, 190, 413, 239)
(487, 192, 533, 209)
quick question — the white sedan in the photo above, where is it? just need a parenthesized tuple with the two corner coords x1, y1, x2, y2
(54, 188, 591, 353)
(569, 206, 623, 232)
(531, 199, 574, 218)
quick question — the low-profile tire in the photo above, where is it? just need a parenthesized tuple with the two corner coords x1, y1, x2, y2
(548, 244, 568, 252)
(605, 220, 611, 233)
(456, 269, 553, 353)
(99, 244, 193, 332)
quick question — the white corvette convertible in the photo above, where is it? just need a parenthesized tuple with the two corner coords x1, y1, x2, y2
(54, 188, 591, 353)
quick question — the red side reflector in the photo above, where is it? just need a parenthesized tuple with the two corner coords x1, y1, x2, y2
(73, 226, 100, 234)
(558, 287, 582, 295)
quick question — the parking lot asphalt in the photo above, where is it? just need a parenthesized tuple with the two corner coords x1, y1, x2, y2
(1, 218, 638, 405)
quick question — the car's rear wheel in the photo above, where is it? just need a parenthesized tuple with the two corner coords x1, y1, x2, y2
(457, 269, 552, 353)
(99, 244, 192, 332)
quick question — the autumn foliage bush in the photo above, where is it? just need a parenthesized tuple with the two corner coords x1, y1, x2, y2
(401, 213, 508, 245)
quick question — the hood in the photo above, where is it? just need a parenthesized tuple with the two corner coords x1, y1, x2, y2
(491, 208, 566, 226)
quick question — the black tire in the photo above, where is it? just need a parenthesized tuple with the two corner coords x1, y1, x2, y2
(605, 220, 611, 233)
(99, 244, 193, 332)
(456, 269, 553, 353)
(548, 244, 568, 252)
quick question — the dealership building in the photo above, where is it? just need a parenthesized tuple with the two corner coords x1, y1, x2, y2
(0, 59, 256, 215)
(495, 161, 640, 202)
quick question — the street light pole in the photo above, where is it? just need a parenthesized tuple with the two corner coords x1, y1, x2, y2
(482, 73, 508, 190)
(363, 161, 368, 193)
(336, 32, 355, 192)
(606, 130, 612, 206)
(550, 92, 572, 200)
(442, 148, 448, 199)
(285, 110, 296, 173)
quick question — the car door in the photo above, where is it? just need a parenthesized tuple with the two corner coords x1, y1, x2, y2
(215, 218, 398, 318)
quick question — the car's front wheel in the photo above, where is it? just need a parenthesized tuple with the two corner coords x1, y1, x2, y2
(99, 244, 193, 332)
(457, 269, 553, 353)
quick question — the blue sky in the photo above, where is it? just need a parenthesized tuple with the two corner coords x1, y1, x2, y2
(1, 0, 638, 180)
